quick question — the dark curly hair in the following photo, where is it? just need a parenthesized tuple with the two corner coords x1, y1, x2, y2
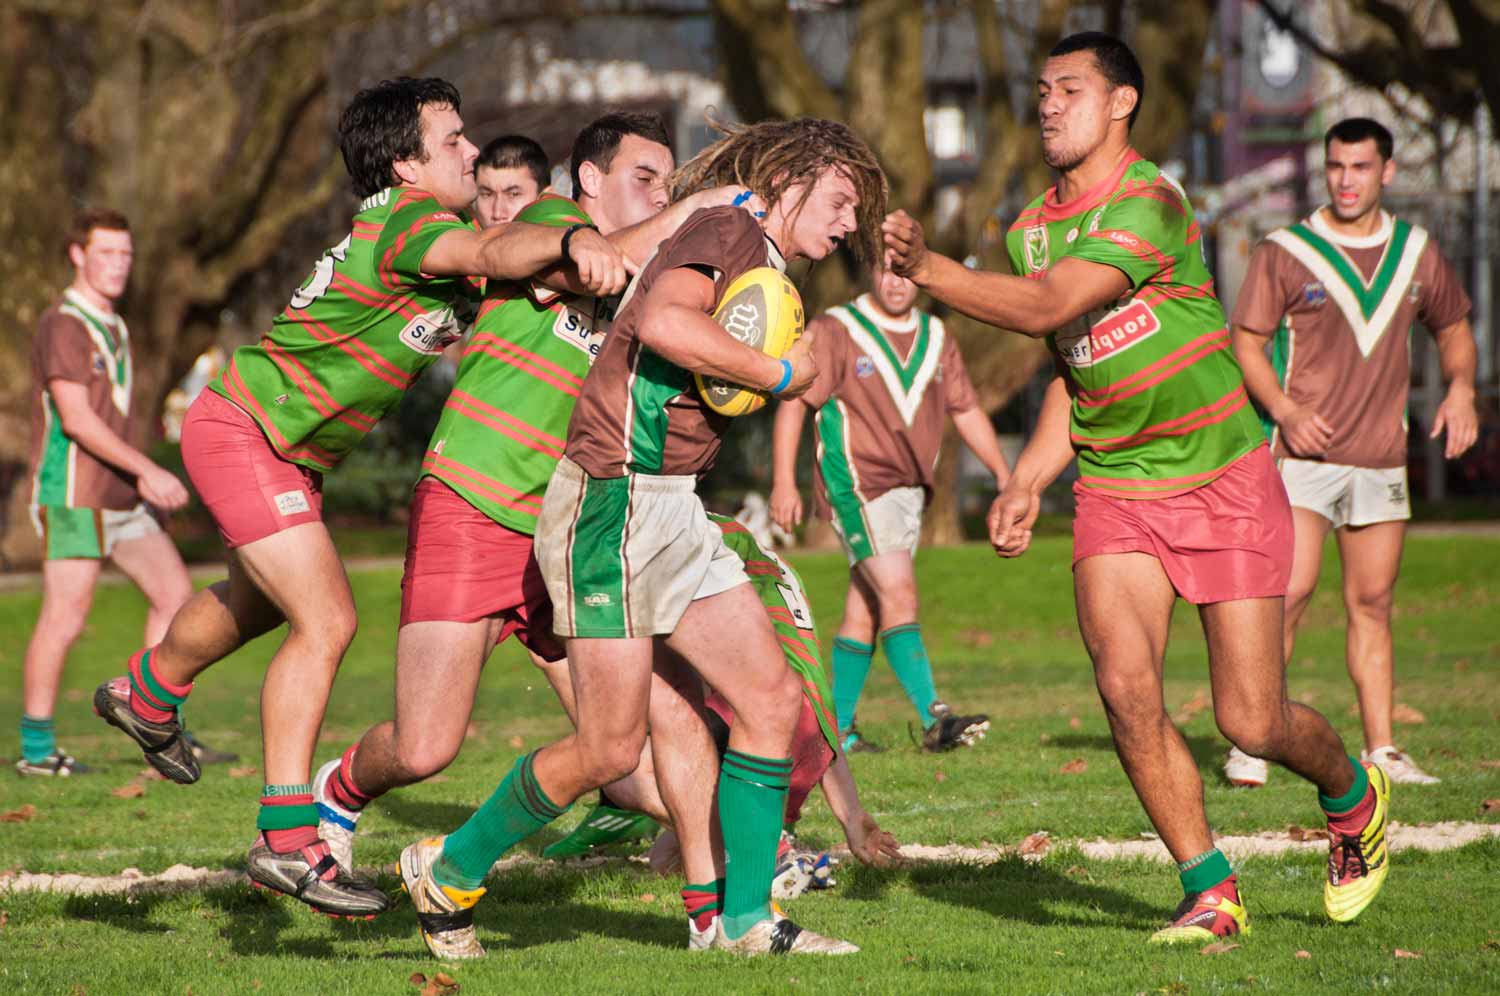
(338, 77, 462, 199)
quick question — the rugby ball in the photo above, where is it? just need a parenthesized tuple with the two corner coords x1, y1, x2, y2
(695, 266, 804, 417)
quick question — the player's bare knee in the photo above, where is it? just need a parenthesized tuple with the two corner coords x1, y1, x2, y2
(393, 740, 460, 784)
(1344, 586, 1393, 625)
(1215, 707, 1280, 759)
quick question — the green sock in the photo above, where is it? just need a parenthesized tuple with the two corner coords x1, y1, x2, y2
(20, 715, 56, 764)
(1319, 754, 1370, 814)
(1177, 848, 1234, 894)
(719, 749, 792, 940)
(831, 636, 874, 733)
(880, 623, 939, 727)
(435, 752, 568, 890)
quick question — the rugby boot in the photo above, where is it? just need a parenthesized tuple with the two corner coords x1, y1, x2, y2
(93, 676, 199, 784)
(246, 834, 389, 919)
(1363, 746, 1439, 785)
(1224, 746, 1270, 788)
(840, 724, 886, 754)
(1324, 761, 1392, 923)
(15, 749, 89, 777)
(713, 911, 859, 955)
(314, 758, 362, 874)
(920, 701, 990, 752)
(542, 802, 657, 859)
(399, 836, 487, 960)
(688, 914, 719, 951)
(1149, 876, 1250, 944)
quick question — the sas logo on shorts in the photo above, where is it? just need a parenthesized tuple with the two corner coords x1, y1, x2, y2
(583, 593, 612, 607)
(1057, 300, 1160, 368)
(855, 356, 876, 378)
(1303, 282, 1326, 306)
(273, 490, 311, 516)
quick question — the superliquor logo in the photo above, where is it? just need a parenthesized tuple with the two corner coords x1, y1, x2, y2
(1056, 299, 1160, 368)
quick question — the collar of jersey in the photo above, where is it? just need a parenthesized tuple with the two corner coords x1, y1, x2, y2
(853, 293, 918, 334)
(764, 235, 788, 273)
(1307, 207, 1393, 249)
(62, 287, 120, 332)
(1041, 148, 1143, 222)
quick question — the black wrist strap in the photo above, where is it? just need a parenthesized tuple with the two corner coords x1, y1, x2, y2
(560, 223, 598, 261)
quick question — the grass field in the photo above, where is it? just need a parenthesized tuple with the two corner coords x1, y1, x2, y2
(2, 535, 1498, 993)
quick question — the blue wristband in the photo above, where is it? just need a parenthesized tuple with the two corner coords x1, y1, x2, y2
(771, 358, 793, 394)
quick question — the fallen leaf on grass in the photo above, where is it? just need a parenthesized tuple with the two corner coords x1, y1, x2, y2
(1477, 760, 1500, 769)
(1038, 733, 1052, 744)
(420, 985, 439, 996)
(1391, 703, 1426, 724)
(64, 688, 85, 703)
(1481, 799, 1500, 814)
(0, 911, 8, 929)
(934, 770, 947, 783)
(638, 893, 656, 903)
(1295, 950, 1311, 959)
(1, 805, 36, 823)
(433, 973, 456, 986)
(139, 767, 167, 781)
(111, 783, 146, 799)
(1172, 688, 1211, 724)
(508, 735, 525, 749)
(1286, 825, 1329, 843)
(1060, 758, 1087, 775)
(959, 629, 994, 648)
(1018, 831, 1052, 858)
(1200, 942, 1240, 955)
(228, 766, 257, 778)
(408, 973, 426, 987)
(1068, 716, 1081, 729)
(1394, 949, 1422, 959)
(427, 774, 450, 784)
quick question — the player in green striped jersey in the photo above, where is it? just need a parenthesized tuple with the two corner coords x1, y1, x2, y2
(884, 32, 1393, 942)
(92, 78, 627, 920)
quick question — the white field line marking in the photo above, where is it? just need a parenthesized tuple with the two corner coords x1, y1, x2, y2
(2, 821, 1495, 897)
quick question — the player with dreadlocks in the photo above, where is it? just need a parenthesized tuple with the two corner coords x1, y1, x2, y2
(398, 117, 888, 958)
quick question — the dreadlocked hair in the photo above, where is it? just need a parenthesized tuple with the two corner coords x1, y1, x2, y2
(669, 116, 889, 261)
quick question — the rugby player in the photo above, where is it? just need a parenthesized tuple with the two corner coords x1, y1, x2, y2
(883, 33, 1393, 942)
(770, 256, 1007, 754)
(1224, 117, 1477, 788)
(92, 77, 625, 918)
(398, 116, 889, 957)
(473, 134, 549, 229)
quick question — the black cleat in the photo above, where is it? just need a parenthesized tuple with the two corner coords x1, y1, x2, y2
(919, 701, 990, 753)
(93, 677, 200, 784)
(247, 836, 389, 919)
(840, 724, 886, 754)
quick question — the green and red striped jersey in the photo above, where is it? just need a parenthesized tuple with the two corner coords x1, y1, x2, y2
(1006, 152, 1263, 498)
(709, 513, 838, 754)
(422, 194, 603, 535)
(210, 186, 481, 472)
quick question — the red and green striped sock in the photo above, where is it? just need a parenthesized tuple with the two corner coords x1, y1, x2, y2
(719, 748, 792, 940)
(328, 744, 374, 812)
(682, 879, 724, 932)
(259, 784, 334, 880)
(128, 647, 191, 724)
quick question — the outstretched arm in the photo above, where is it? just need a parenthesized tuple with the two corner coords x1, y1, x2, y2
(422, 222, 627, 295)
(883, 210, 1129, 336)
(818, 753, 900, 866)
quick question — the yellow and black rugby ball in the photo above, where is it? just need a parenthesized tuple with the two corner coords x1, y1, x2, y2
(695, 267, 804, 417)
